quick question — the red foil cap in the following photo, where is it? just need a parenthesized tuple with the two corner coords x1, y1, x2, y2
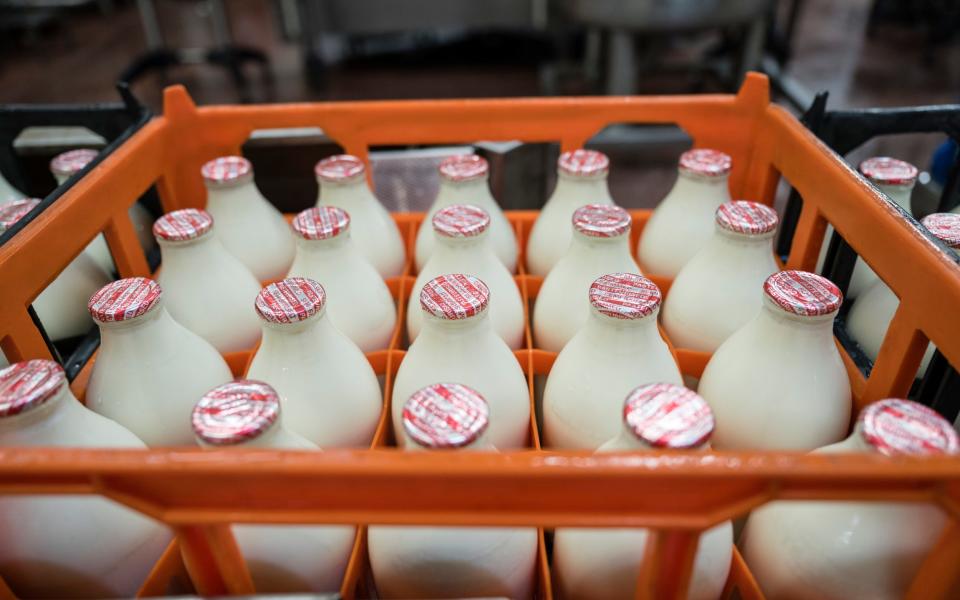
(88, 277, 162, 323)
(624, 383, 714, 449)
(153, 208, 214, 242)
(860, 399, 959, 457)
(589, 273, 661, 319)
(0, 360, 66, 418)
(403, 382, 490, 449)
(763, 271, 842, 317)
(439, 155, 488, 182)
(921, 213, 960, 249)
(50, 149, 98, 177)
(678, 149, 732, 177)
(0, 198, 41, 232)
(192, 380, 281, 446)
(315, 154, 365, 182)
(291, 206, 350, 240)
(420, 274, 490, 320)
(432, 204, 490, 238)
(572, 204, 631, 238)
(558, 149, 610, 177)
(255, 277, 326, 324)
(715, 201, 779, 236)
(860, 157, 918, 186)
(201, 156, 253, 186)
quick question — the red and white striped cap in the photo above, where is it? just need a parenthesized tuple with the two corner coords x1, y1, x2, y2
(420, 274, 489, 320)
(0, 198, 40, 232)
(921, 213, 960, 249)
(432, 204, 490, 238)
(589, 273, 661, 319)
(192, 380, 281, 446)
(402, 382, 490, 449)
(859, 399, 959, 457)
(201, 156, 253, 187)
(0, 360, 66, 418)
(291, 206, 350, 240)
(573, 204, 631, 238)
(860, 157, 918, 186)
(315, 154, 365, 182)
(716, 201, 779, 236)
(679, 149, 732, 178)
(88, 277, 162, 323)
(153, 208, 214, 242)
(623, 383, 714, 449)
(255, 277, 326, 324)
(763, 270, 842, 317)
(50, 148, 98, 178)
(439, 155, 488, 182)
(558, 149, 610, 177)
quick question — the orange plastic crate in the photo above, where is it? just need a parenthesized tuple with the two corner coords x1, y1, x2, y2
(0, 73, 959, 600)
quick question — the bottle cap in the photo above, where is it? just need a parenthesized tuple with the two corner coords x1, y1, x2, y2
(921, 213, 960, 249)
(859, 399, 959, 457)
(88, 277, 162, 323)
(859, 157, 918, 186)
(432, 204, 490, 238)
(763, 271, 842, 317)
(153, 208, 214, 242)
(193, 380, 281, 446)
(201, 156, 253, 187)
(558, 149, 610, 177)
(624, 383, 714, 449)
(291, 206, 350, 240)
(420, 274, 489, 320)
(439, 155, 488, 182)
(678, 149, 732, 178)
(50, 148, 98, 178)
(255, 277, 326, 324)
(403, 382, 490, 449)
(572, 204, 631, 238)
(716, 201, 779, 236)
(315, 154, 365, 182)
(0, 360, 66, 417)
(0, 198, 41, 232)
(589, 273, 661, 319)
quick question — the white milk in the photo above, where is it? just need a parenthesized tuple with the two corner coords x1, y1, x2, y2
(315, 154, 405, 277)
(287, 206, 396, 352)
(637, 149, 732, 278)
(368, 382, 537, 599)
(533, 204, 640, 352)
(154, 208, 262, 353)
(408, 204, 524, 349)
(246, 277, 382, 447)
(201, 156, 295, 281)
(698, 270, 851, 450)
(554, 383, 732, 600)
(392, 274, 529, 449)
(526, 149, 615, 276)
(543, 273, 682, 449)
(85, 277, 233, 446)
(414, 154, 518, 273)
(192, 379, 355, 593)
(662, 201, 780, 352)
(0, 359, 171, 598)
(743, 399, 958, 600)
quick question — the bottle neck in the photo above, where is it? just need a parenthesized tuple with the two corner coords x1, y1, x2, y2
(666, 171, 729, 206)
(318, 178, 374, 207)
(602, 423, 710, 453)
(199, 420, 317, 450)
(419, 309, 492, 337)
(566, 231, 632, 259)
(756, 299, 837, 333)
(0, 386, 74, 433)
(96, 302, 171, 339)
(705, 228, 776, 257)
(817, 425, 875, 455)
(157, 233, 223, 266)
(205, 181, 262, 212)
(579, 308, 664, 349)
(294, 232, 353, 255)
(433, 231, 489, 254)
(549, 172, 611, 207)
(436, 177, 492, 206)
(876, 182, 914, 213)
(259, 309, 328, 337)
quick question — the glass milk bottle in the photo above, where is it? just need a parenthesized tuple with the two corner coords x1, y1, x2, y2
(0, 360, 171, 598)
(50, 148, 157, 266)
(543, 273, 682, 449)
(1, 198, 111, 341)
(192, 380, 355, 593)
(414, 155, 518, 273)
(533, 204, 640, 352)
(408, 204, 524, 349)
(743, 399, 958, 600)
(369, 382, 538, 599)
(638, 149, 733, 278)
(698, 271, 851, 450)
(392, 274, 529, 449)
(315, 154, 406, 277)
(847, 212, 960, 373)
(201, 156, 295, 281)
(526, 149, 614, 276)
(287, 206, 396, 352)
(554, 383, 732, 600)
(662, 201, 780, 352)
(246, 277, 382, 447)
(154, 208, 262, 353)
(816, 157, 918, 299)
(85, 277, 233, 446)
(0, 167, 21, 202)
